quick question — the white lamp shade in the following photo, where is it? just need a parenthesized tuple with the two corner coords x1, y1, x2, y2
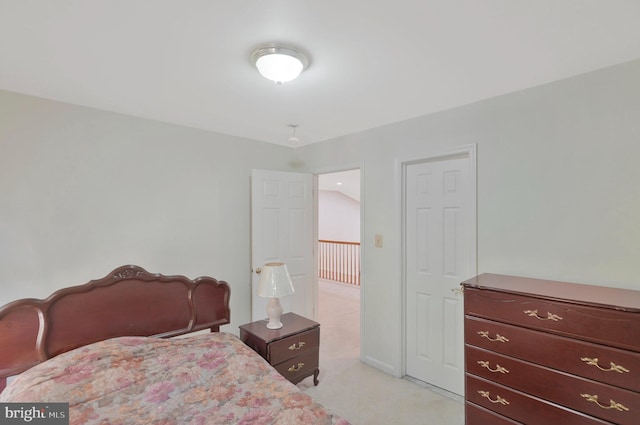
(257, 262, 295, 298)
(255, 54, 304, 83)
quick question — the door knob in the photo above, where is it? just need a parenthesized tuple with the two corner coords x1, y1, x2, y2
(451, 286, 464, 296)
(256, 268, 261, 274)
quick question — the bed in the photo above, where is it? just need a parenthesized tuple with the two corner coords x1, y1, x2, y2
(0, 265, 350, 425)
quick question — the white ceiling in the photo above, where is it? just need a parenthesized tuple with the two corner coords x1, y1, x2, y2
(319, 170, 361, 202)
(2, 1, 640, 147)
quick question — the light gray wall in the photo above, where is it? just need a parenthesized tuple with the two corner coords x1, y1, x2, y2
(297, 58, 640, 376)
(2, 57, 639, 380)
(318, 190, 360, 242)
(0, 89, 295, 332)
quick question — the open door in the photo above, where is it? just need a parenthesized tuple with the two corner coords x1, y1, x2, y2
(251, 169, 315, 322)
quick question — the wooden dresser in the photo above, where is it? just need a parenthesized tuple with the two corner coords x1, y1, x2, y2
(462, 273, 640, 425)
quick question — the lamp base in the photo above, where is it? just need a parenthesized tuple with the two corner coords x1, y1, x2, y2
(265, 297, 284, 329)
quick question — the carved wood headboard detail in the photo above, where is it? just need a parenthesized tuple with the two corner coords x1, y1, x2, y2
(0, 265, 231, 390)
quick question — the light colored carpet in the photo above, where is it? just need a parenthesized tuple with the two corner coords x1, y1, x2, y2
(298, 280, 465, 425)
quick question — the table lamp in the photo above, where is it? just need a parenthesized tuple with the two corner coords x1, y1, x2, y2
(257, 262, 295, 329)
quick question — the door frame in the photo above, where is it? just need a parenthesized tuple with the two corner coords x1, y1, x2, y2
(312, 161, 365, 362)
(399, 144, 477, 378)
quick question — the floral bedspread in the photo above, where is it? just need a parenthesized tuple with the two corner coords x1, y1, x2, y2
(1, 333, 350, 425)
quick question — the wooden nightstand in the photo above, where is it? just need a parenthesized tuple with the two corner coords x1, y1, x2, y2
(239, 312, 320, 385)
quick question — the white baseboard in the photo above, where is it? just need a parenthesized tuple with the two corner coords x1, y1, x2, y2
(362, 355, 400, 377)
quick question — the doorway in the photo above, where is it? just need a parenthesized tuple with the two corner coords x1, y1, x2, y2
(317, 169, 362, 360)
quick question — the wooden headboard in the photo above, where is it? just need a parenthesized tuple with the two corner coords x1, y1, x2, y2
(0, 265, 231, 393)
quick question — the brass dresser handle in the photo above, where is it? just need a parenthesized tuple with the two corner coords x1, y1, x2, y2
(478, 360, 509, 374)
(288, 363, 304, 372)
(581, 357, 630, 373)
(477, 331, 509, 343)
(478, 390, 510, 406)
(581, 394, 629, 412)
(523, 309, 563, 321)
(289, 341, 306, 350)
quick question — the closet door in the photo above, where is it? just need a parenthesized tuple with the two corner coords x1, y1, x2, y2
(404, 151, 476, 396)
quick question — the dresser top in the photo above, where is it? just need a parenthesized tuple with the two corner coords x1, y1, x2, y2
(462, 273, 640, 312)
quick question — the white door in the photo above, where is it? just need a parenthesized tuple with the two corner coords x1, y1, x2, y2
(404, 152, 475, 396)
(251, 169, 315, 322)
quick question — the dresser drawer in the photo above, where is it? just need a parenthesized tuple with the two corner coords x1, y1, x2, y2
(465, 288, 639, 352)
(466, 346, 638, 425)
(466, 402, 523, 424)
(269, 327, 319, 365)
(466, 374, 614, 425)
(465, 316, 640, 393)
(273, 349, 319, 384)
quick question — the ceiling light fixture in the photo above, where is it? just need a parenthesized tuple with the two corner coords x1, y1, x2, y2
(251, 44, 310, 84)
(288, 124, 301, 146)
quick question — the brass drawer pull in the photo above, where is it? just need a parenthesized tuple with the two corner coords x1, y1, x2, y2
(288, 362, 304, 372)
(581, 357, 630, 374)
(523, 309, 563, 321)
(478, 360, 509, 374)
(289, 341, 306, 350)
(478, 390, 510, 406)
(581, 394, 629, 412)
(477, 331, 509, 343)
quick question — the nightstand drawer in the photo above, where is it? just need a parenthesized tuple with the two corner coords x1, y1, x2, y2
(269, 327, 319, 365)
(274, 349, 319, 384)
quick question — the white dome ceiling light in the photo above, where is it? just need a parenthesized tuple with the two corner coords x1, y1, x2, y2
(251, 44, 310, 84)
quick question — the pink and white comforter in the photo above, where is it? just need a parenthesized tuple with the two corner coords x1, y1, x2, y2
(1, 332, 350, 425)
